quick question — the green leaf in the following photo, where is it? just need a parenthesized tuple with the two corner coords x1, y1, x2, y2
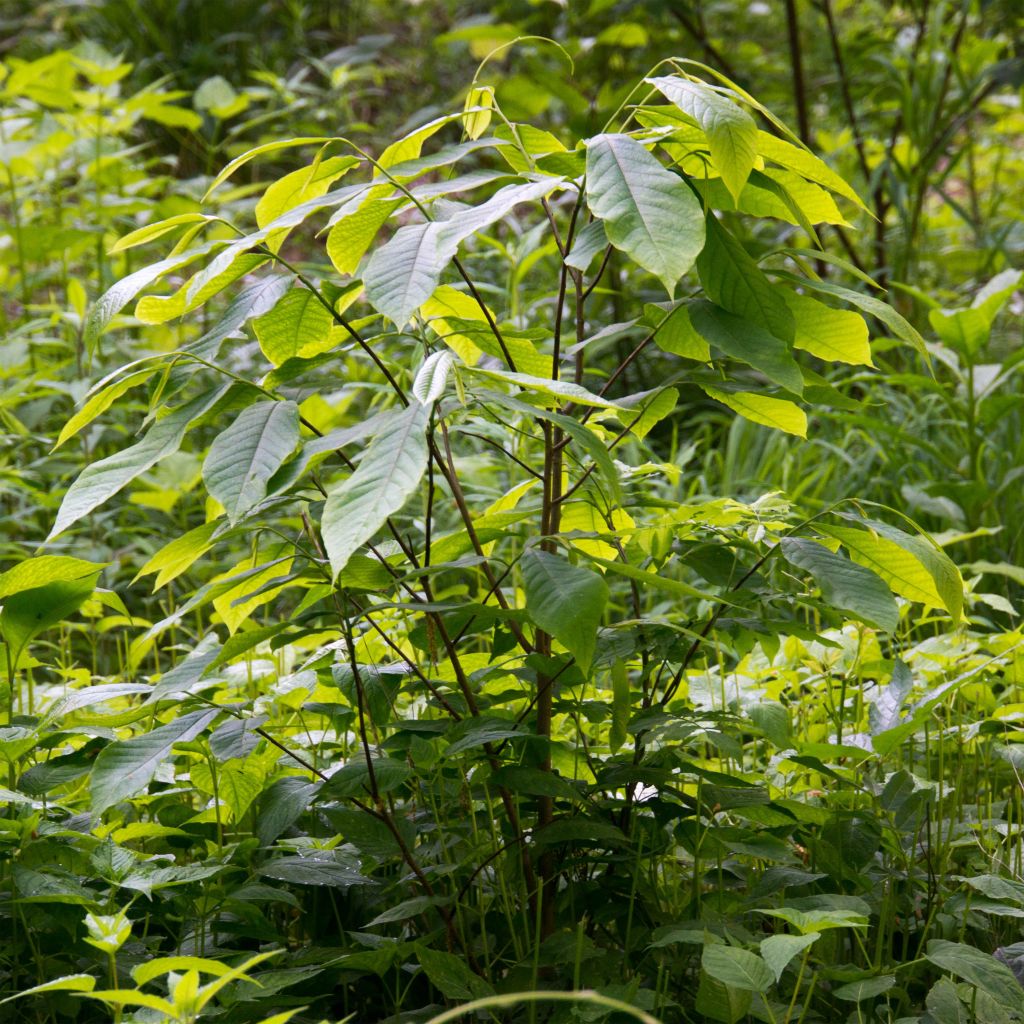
(521, 549, 608, 673)
(203, 401, 300, 523)
(609, 659, 630, 753)
(832, 975, 897, 1002)
(585, 133, 704, 295)
(652, 303, 710, 361)
(49, 386, 229, 539)
(784, 291, 872, 366)
(822, 522, 963, 622)
(259, 856, 373, 888)
(690, 300, 802, 394)
(770, 270, 926, 357)
(133, 520, 220, 590)
(109, 213, 216, 254)
(696, 972, 752, 1024)
(1, 577, 100, 663)
(781, 537, 899, 632)
(648, 75, 758, 200)
(702, 386, 807, 437)
(90, 708, 219, 814)
(253, 288, 336, 366)
(926, 978, 970, 1024)
(54, 367, 159, 450)
(696, 216, 795, 341)
(203, 137, 333, 200)
(364, 179, 557, 326)
(756, 130, 868, 211)
(0, 556, 105, 600)
(925, 940, 1024, 1011)
(417, 945, 493, 1001)
(322, 402, 430, 578)
(701, 944, 774, 994)
(327, 196, 402, 276)
(760, 933, 819, 983)
(0, 974, 97, 1005)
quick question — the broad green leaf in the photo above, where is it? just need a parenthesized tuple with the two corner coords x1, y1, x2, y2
(610, 659, 630, 753)
(756, 130, 869, 212)
(253, 288, 336, 366)
(521, 549, 609, 673)
(417, 945, 493, 1001)
(648, 75, 758, 200)
(326, 196, 402, 276)
(972, 268, 1022, 320)
(463, 85, 494, 140)
(0, 974, 97, 1004)
(697, 215, 795, 341)
(91, 708, 219, 814)
(134, 520, 220, 590)
(833, 975, 897, 1002)
(259, 856, 372, 888)
(585, 132, 704, 295)
(211, 551, 294, 634)
(256, 155, 358, 229)
(0, 555, 104, 600)
(702, 386, 807, 437)
(771, 270, 926, 357)
(625, 387, 678, 440)
(54, 367, 159, 449)
(701, 944, 774, 994)
(133, 957, 232, 986)
(925, 940, 1024, 1011)
(929, 306, 989, 356)
(696, 972, 752, 1024)
(83, 242, 217, 351)
(322, 402, 430, 578)
(48, 386, 228, 539)
(109, 213, 216, 254)
(760, 933, 819, 983)
(653, 303, 710, 361)
(926, 978, 970, 1024)
(822, 523, 963, 621)
(1, 576, 100, 663)
(413, 351, 454, 405)
(467, 366, 621, 408)
(781, 537, 899, 631)
(202, 401, 300, 523)
(135, 251, 268, 325)
(365, 179, 558, 327)
(784, 291, 872, 366)
(690, 300, 802, 394)
(564, 219, 608, 271)
(203, 137, 333, 200)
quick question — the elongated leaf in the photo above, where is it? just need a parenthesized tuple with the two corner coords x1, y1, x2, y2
(253, 288, 335, 366)
(690, 300, 802, 394)
(0, 974, 97, 1005)
(0, 556, 104, 600)
(926, 940, 1024, 1011)
(702, 945, 774, 994)
(365, 179, 557, 327)
(203, 137, 334, 199)
(109, 213, 216, 254)
(781, 537, 898, 631)
(413, 351, 454, 404)
(48, 386, 229, 539)
(91, 708, 219, 814)
(648, 75, 758, 200)
(322, 402, 430, 578)
(585, 133, 704, 295)
(54, 367, 158, 450)
(785, 291, 872, 366)
(521, 549, 608, 673)
(702, 386, 807, 437)
(327, 196, 402, 275)
(760, 933, 819, 983)
(203, 401, 300, 523)
(697, 216, 795, 341)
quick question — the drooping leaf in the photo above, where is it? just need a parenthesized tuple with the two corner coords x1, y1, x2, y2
(585, 132, 704, 295)
(322, 402, 430, 578)
(690, 300, 802, 394)
(781, 537, 899, 632)
(48, 386, 229, 539)
(202, 401, 300, 523)
(521, 549, 609, 673)
(648, 75, 758, 200)
(760, 933, 819, 983)
(91, 708, 219, 814)
(702, 386, 807, 437)
(701, 944, 774, 994)
(696, 216, 795, 341)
